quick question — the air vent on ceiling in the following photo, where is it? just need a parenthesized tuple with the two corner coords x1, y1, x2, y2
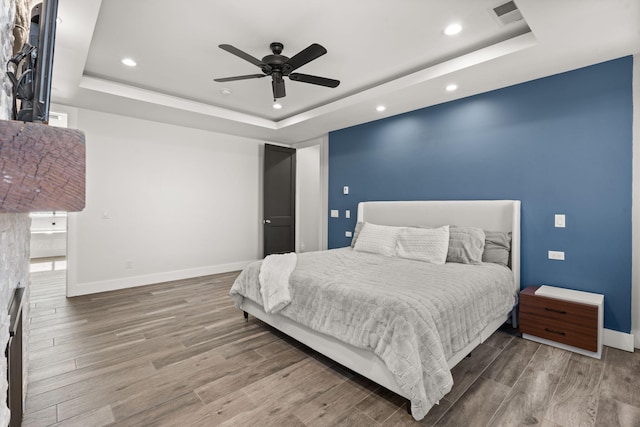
(492, 1, 523, 26)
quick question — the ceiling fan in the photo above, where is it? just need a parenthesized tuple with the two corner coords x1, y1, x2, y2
(214, 42, 340, 100)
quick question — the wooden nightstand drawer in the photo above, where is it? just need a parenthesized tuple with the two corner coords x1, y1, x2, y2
(519, 311, 598, 352)
(519, 285, 604, 358)
(520, 292, 598, 329)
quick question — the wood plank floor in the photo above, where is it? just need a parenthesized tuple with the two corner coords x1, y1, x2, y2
(23, 269, 640, 426)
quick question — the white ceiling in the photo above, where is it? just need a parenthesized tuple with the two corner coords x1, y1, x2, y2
(51, 0, 640, 144)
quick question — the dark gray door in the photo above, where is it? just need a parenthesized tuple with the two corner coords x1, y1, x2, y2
(263, 144, 296, 256)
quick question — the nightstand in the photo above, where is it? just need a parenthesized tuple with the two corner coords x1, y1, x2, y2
(519, 285, 604, 359)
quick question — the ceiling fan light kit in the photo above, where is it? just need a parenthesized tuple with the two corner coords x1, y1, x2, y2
(214, 42, 340, 100)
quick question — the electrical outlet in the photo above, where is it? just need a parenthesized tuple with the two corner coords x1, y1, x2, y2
(548, 251, 565, 260)
(330, 210, 339, 218)
(126, 260, 133, 269)
(345, 231, 352, 238)
(554, 214, 566, 228)
(345, 210, 350, 219)
(343, 186, 349, 195)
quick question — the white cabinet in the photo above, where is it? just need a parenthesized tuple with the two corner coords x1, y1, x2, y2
(29, 212, 67, 258)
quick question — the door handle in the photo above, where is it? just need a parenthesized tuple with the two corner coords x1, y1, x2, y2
(263, 219, 271, 224)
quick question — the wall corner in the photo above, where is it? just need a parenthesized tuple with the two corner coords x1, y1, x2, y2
(632, 53, 640, 348)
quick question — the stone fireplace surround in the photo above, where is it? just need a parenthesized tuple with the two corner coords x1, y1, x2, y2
(0, 215, 28, 427)
(0, 1, 86, 425)
(1, 2, 30, 425)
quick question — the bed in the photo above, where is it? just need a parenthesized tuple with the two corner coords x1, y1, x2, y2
(230, 200, 521, 420)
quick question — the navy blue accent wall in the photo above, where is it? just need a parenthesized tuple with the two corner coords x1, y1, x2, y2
(328, 57, 633, 333)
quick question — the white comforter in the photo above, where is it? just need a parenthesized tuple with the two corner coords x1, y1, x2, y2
(230, 247, 515, 420)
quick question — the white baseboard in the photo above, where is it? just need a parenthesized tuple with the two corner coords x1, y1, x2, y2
(603, 328, 635, 352)
(67, 260, 256, 297)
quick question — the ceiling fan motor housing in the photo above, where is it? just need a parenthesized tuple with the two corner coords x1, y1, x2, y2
(262, 55, 290, 70)
(263, 42, 292, 75)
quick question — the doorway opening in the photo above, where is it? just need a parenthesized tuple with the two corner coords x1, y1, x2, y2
(29, 110, 70, 300)
(29, 211, 67, 300)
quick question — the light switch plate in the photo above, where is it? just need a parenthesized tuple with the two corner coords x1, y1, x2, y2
(554, 214, 566, 228)
(330, 210, 339, 218)
(345, 210, 351, 219)
(345, 231, 352, 238)
(548, 250, 565, 260)
(343, 186, 349, 195)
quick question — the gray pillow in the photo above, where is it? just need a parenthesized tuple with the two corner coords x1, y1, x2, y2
(446, 226, 485, 265)
(350, 222, 364, 248)
(483, 231, 512, 267)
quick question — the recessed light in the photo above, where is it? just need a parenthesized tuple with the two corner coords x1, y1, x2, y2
(273, 102, 283, 110)
(446, 84, 458, 92)
(444, 23, 462, 36)
(121, 58, 137, 67)
(376, 105, 386, 112)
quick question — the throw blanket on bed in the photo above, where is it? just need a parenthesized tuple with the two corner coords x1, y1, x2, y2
(230, 248, 515, 420)
(258, 252, 297, 314)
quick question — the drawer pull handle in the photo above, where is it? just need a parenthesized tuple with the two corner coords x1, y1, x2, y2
(544, 327, 566, 336)
(544, 307, 566, 314)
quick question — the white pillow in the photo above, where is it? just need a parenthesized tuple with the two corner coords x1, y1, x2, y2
(396, 226, 450, 264)
(353, 222, 402, 257)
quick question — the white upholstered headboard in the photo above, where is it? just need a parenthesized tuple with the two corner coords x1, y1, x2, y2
(357, 200, 521, 291)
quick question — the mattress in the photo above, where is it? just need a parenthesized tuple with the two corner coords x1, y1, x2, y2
(230, 247, 516, 420)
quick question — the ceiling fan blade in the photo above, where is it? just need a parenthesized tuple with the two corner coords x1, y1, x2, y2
(272, 78, 286, 99)
(214, 74, 267, 82)
(219, 44, 270, 71)
(289, 73, 340, 88)
(284, 44, 327, 72)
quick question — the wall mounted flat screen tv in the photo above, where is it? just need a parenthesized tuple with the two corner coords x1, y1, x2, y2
(6, 0, 58, 124)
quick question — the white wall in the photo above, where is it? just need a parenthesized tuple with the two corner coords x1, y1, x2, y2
(67, 108, 266, 296)
(296, 142, 321, 253)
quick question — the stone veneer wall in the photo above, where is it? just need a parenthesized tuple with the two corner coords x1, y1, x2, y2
(0, 216, 29, 426)
(1, 0, 32, 425)
(1, 0, 17, 117)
